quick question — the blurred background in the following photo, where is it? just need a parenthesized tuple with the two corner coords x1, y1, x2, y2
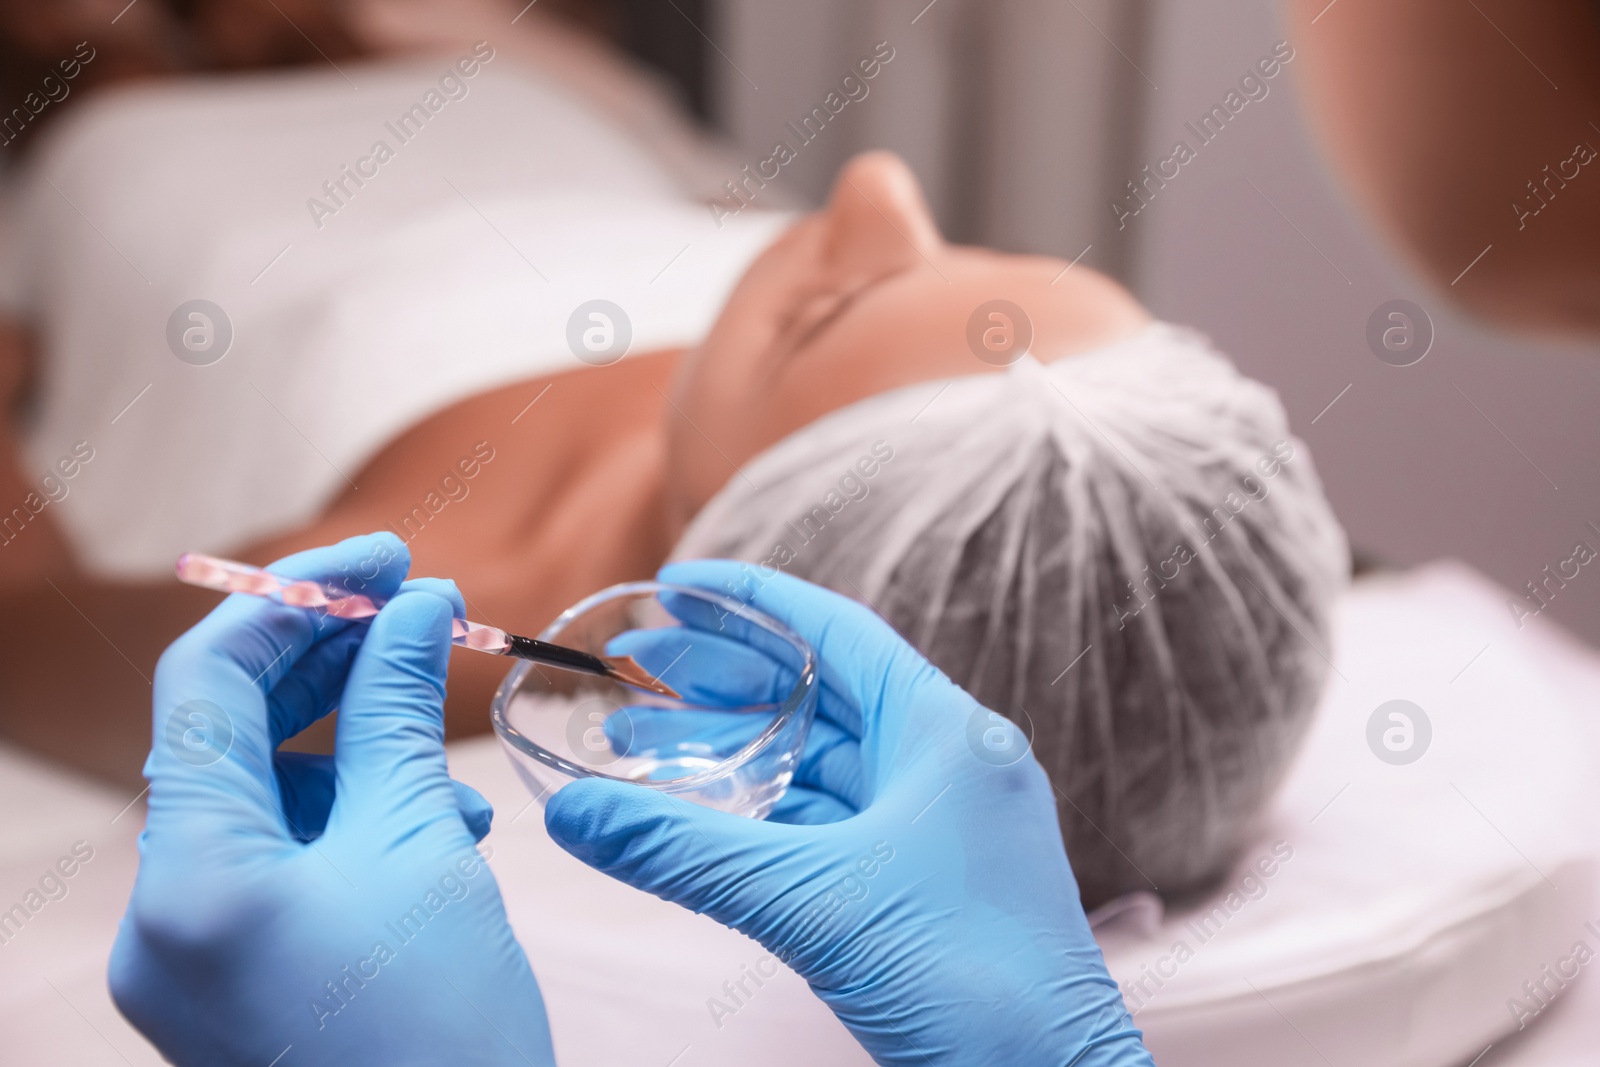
(5, 0, 1595, 643)
(614, 0, 1600, 648)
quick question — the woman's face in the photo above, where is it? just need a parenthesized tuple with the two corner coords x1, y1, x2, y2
(663, 151, 1150, 533)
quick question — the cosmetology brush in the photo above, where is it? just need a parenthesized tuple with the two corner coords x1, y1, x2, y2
(175, 552, 681, 699)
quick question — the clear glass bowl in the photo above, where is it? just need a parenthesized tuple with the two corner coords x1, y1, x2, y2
(490, 581, 818, 819)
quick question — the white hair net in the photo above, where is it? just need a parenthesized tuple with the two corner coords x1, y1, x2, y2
(672, 322, 1349, 906)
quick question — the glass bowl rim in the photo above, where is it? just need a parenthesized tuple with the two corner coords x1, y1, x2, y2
(489, 580, 818, 792)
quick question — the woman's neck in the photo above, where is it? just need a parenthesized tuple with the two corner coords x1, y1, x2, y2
(246, 350, 682, 736)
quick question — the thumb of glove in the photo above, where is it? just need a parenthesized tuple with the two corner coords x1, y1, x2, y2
(332, 580, 467, 832)
(545, 778, 801, 935)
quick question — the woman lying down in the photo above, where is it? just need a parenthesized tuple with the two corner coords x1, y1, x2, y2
(0, 21, 1346, 909)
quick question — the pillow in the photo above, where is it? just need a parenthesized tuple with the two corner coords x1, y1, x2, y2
(1095, 562, 1600, 1067)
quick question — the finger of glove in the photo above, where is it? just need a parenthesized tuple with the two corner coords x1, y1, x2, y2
(657, 561, 939, 742)
(265, 565, 467, 745)
(264, 626, 364, 747)
(649, 589, 817, 705)
(599, 706, 775, 764)
(273, 751, 338, 841)
(275, 752, 495, 843)
(145, 533, 408, 839)
(331, 580, 467, 835)
(451, 778, 495, 842)
(766, 784, 856, 825)
(651, 587, 865, 739)
(603, 627, 796, 709)
(790, 718, 865, 809)
(544, 777, 797, 933)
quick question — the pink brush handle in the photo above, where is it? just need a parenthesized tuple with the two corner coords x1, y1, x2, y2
(175, 552, 510, 653)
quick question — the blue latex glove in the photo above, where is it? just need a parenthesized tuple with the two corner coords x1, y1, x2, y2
(110, 533, 554, 1067)
(546, 561, 1154, 1067)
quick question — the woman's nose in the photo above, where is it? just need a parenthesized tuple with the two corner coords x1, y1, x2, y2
(822, 151, 944, 279)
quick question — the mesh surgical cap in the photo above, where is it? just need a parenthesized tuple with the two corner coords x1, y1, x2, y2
(672, 322, 1350, 907)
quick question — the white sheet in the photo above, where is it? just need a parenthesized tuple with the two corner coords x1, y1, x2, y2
(0, 561, 1596, 1065)
(0, 56, 788, 577)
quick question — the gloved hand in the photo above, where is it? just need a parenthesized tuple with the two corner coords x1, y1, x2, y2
(545, 561, 1153, 1067)
(110, 533, 555, 1067)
